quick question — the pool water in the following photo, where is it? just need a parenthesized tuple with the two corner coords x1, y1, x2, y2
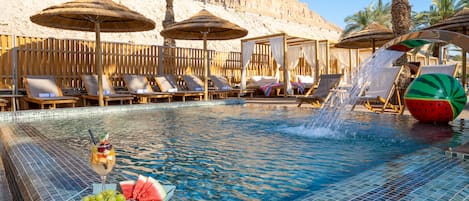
(30, 105, 465, 201)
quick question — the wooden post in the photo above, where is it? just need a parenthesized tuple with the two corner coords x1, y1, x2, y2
(348, 49, 353, 84)
(158, 46, 163, 75)
(325, 40, 330, 74)
(95, 22, 104, 107)
(283, 34, 287, 97)
(203, 32, 208, 101)
(463, 50, 467, 91)
(11, 35, 18, 112)
(315, 40, 320, 84)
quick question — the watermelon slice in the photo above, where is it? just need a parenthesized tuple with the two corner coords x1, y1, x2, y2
(137, 176, 158, 199)
(133, 175, 148, 199)
(119, 180, 136, 200)
(138, 179, 167, 201)
(404, 73, 467, 123)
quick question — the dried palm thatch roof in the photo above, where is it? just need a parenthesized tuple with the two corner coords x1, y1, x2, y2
(426, 7, 469, 33)
(30, 0, 155, 32)
(335, 23, 394, 49)
(160, 9, 248, 40)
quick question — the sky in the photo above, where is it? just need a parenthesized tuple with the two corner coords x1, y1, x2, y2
(301, 0, 432, 29)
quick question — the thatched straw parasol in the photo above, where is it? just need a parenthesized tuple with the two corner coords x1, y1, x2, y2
(160, 9, 247, 100)
(426, 7, 469, 90)
(30, 0, 155, 106)
(335, 23, 394, 53)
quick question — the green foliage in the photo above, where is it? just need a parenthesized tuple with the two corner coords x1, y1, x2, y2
(343, 0, 391, 36)
(412, 0, 469, 30)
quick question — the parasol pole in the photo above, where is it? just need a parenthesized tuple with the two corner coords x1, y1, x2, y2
(463, 27, 467, 91)
(203, 32, 209, 101)
(372, 38, 376, 53)
(95, 22, 104, 106)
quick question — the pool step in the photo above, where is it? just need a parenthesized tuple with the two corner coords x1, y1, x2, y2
(446, 141, 469, 160)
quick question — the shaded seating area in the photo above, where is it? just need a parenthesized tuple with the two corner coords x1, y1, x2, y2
(210, 75, 255, 98)
(154, 75, 204, 102)
(123, 74, 172, 103)
(81, 75, 134, 106)
(23, 75, 79, 109)
(351, 66, 405, 113)
(297, 74, 342, 108)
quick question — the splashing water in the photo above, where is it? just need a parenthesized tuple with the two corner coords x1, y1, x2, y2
(304, 48, 405, 131)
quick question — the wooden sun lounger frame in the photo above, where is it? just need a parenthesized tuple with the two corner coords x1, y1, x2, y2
(154, 75, 204, 102)
(210, 75, 255, 98)
(297, 74, 343, 108)
(81, 75, 134, 106)
(0, 98, 8, 111)
(123, 74, 172, 103)
(23, 76, 79, 109)
(416, 63, 458, 77)
(351, 66, 405, 114)
(182, 75, 228, 99)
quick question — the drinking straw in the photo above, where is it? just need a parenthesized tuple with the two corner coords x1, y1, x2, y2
(88, 129, 98, 145)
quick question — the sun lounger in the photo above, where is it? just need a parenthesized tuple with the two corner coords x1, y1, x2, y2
(0, 98, 8, 111)
(297, 74, 342, 108)
(23, 75, 79, 109)
(154, 75, 204, 102)
(417, 63, 458, 77)
(351, 66, 405, 113)
(210, 75, 255, 98)
(123, 74, 172, 103)
(183, 75, 229, 99)
(81, 75, 134, 106)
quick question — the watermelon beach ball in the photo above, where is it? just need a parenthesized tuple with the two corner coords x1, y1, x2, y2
(404, 73, 467, 123)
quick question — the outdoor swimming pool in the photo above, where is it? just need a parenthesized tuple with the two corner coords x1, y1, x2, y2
(29, 105, 467, 201)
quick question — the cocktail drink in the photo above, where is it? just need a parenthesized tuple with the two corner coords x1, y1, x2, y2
(90, 133, 116, 192)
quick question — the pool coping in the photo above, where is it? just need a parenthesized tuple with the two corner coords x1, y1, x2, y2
(0, 99, 245, 123)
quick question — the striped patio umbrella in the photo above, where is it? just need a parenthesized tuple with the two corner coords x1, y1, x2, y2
(160, 9, 248, 100)
(30, 0, 155, 106)
(335, 23, 395, 53)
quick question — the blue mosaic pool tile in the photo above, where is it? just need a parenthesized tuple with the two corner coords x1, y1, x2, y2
(299, 147, 469, 201)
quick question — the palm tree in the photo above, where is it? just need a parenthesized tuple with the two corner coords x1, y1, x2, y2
(391, 0, 411, 66)
(413, 0, 468, 30)
(343, 0, 391, 36)
(163, 0, 176, 47)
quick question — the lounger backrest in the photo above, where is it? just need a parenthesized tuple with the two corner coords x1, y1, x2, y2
(155, 75, 178, 92)
(82, 75, 115, 96)
(418, 63, 458, 76)
(366, 66, 403, 98)
(313, 74, 342, 98)
(210, 75, 232, 90)
(183, 75, 204, 91)
(25, 75, 62, 98)
(123, 75, 154, 93)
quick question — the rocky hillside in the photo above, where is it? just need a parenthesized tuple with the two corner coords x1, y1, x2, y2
(0, 0, 342, 51)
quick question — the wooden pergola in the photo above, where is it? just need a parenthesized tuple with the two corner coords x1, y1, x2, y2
(240, 33, 332, 96)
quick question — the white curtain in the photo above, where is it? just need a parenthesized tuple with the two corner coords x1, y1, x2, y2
(318, 43, 327, 74)
(331, 48, 350, 83)
(269, 37, 284, 81)
(285, 46, 302, 95)
(302, 43, 316, 78)
(240, 41, 255, 89)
